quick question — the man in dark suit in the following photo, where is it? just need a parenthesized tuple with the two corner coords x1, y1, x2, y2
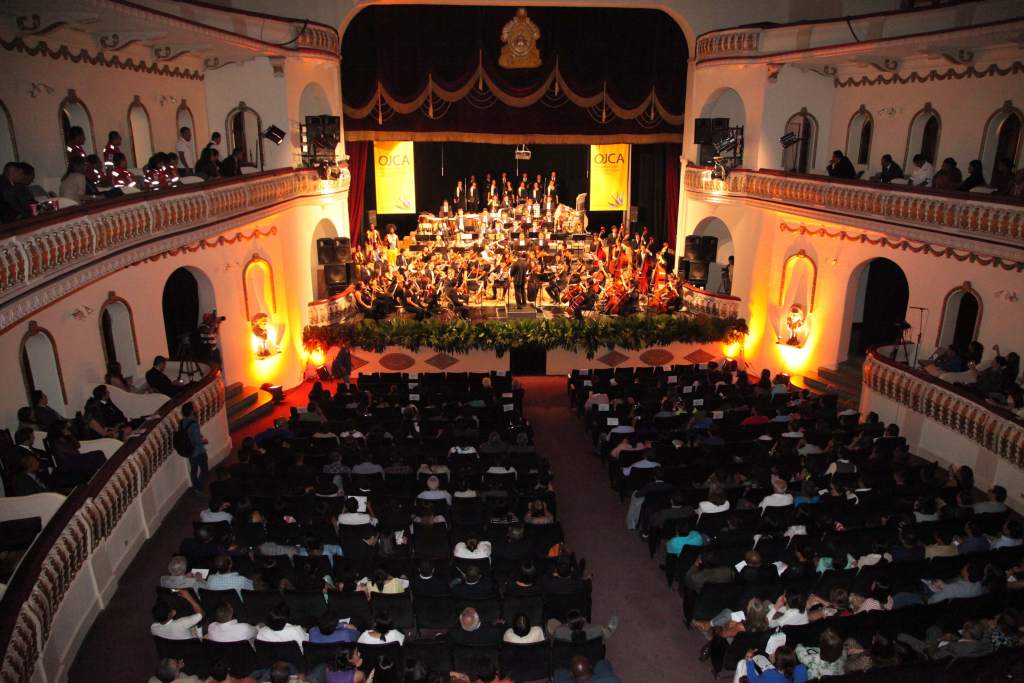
(219, 147, 244, 177)
(411, 560, 451, 597)
(492, 524, 531, 563)
(826, 149, 857, 179)
(12, 454, 49, 496)
(451, 564, 494, 599)
(146, 356, 182, 396)
(510, 256, 529, 308)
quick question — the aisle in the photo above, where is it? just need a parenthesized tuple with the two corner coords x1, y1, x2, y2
(519, 376, 702, 680)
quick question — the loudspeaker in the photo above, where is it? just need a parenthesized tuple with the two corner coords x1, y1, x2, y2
(324, 263, 351, 293)
(693, 117, 729, 144)
(686, 260, 709, 285)
(335, 237, 352, 263)
(677, 258, 688, 279)
(684, 235, 703, 261)
(699, 235, 718, 263)
(367, 210, 377, 226)
(316, 237, 337, 265)
(305, 115, 341, 156)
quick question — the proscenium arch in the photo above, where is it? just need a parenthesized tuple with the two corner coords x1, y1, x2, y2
(20, 321, 68, 407)
(337, 2, 697, 57)
(311, 218, 339, 300)
(99, 292, 142, 373)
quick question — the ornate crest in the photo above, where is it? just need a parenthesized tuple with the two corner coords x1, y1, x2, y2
(499, 8, 541, 69)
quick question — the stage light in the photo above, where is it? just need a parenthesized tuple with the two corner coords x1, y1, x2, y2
(779, 132, 801, 148)
(710, 157, 727, 180)
(514, 145, 532, 161)
(712, 133, 737, 155)
(263, 125, 286, 145)
(261, 383, 285, 403)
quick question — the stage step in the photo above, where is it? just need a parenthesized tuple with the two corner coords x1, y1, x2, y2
(227, 386, 276, 432)
(796, 357, 865, 406)
(225, 382, 244, 402)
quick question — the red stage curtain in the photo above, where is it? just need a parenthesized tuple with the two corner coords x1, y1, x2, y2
(346, 141, 369, 246)
(664, 143, 681, 250)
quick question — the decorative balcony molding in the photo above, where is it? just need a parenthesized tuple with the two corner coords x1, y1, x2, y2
(681, 282, 742, 319)
(0, 168, 348, 332)
(694, 29, 761, 62)
(294, 21, 341, 56)
(684, 166, 1024, 265)
(308, 285, 357, 328)
(0, 371, 225, 683)
(862, 351, 1024, 468)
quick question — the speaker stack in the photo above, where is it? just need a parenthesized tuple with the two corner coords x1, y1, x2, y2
(316, 236, 353, 297)
(694, 117, 730, 165)
(304, 115, 342, 159)
(681, 235, 718, 288)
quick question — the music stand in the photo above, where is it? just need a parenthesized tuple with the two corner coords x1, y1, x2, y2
(889, 321, 912, 363)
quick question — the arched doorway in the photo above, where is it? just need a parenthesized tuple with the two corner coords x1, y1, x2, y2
(162, 267, 216, 358)
(981, 102, 1022, 189)
(846, 106, 873, 166)
(176, 101, 197, 163)
(0, 99, 16, 162)
(311, 218, 339, 300)
(782, 109, 817, 173)
(905, 105, 940, 167)
(59, 91, 96, 156)
(692, 217, 733, 294)
(226, 102, 263, 169)
(937, 284, 981, 357)
(698, 87, 746, 166)
(846, 257, 910, 359)
(127, 96, 154, 167)
(100, 296, 140, 377)
(20, 323, 67, 412)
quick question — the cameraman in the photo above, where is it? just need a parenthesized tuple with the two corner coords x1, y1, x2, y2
(198, 311, 224, 365)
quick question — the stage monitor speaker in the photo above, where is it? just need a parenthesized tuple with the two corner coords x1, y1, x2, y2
(686, 260, 709, 285)
(684, 235, 703, 261)
(693, 117, 729, 144)
(316, 237, 337, 265)
(367, 210, 377, 226)
(335, 237, 352, 263)
(676, 258, 688, 279)
(324, 263, 351, 293)
(699, 235, 718, 263)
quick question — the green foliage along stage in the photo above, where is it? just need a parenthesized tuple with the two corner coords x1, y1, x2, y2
(303, 314, 747, 358)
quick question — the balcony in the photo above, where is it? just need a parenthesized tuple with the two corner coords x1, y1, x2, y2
(681, 282, 742, 319)
(861, 350, 1024, 470)
(684, 165, 1024, 258)
(0, 167, 349, 328)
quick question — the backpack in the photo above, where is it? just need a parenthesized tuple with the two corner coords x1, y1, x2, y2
(173, 420, 193, 458)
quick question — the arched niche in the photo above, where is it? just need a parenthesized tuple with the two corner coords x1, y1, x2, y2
(127, 95, 154, 168)
(692, 216, 733, 294)
(0, 98, 17, 162)
(936, 282, 982, 355)
(226, 102, 263, 170)
(778, 249, 818, 313)
(243, 255, 277, 321)
(161, 266, 216, 357)
(904, 103, 941, 168)
(980, 100, 1023, 186)
(20, 321, 67, 411)
(846, 105, 873, 167)
(299, 82, 337, 156)
(311, 218, 339, 300)
(99, 292, 141, 378)
(840, 257, 910, 360)
(177, 100, 198, 163)
(59, 89, 96, 156)
(782, 108, 818, 174)
(698, 88, 746, 166)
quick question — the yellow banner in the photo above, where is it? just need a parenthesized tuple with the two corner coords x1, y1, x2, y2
(373, 141, 416, 214)
(589, 143, 630, 211)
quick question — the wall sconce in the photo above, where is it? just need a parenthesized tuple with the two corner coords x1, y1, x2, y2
(70, 305, 94, 320)
(29, 82, 54, 98)
(157, 95, 178, 106)
(878, 106, 897, 118)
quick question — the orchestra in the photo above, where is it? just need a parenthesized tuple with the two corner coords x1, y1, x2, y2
(349, 173, 682, 321)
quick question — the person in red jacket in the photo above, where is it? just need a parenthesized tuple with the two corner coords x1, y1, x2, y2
(107, 153, 136, 189)
(65, 126, 87, 164)
(102, 131, 122, 173)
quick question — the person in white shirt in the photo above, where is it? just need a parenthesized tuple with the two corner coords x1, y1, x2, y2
(150, 590, 204, 640)
(973, 485, 1008, 514)
(908, 154, 934, 187)
(204, 555, 254, 593)
(176, 127, 196, 172)
(759, 476, 794, 510)
(256, 604, 308, 651)
(357, 615, 405, 645)
(416, 475, 453, 506)
(582, 388, 609, 412)
(767, 589, 809, 628)
(206, 602, 257, 643)
(622, 453, 658, 477)
(990, 519, 1023, 549)
(454, 536, 492, 560)
(503, 614, 546, 644)
(199, 497, 233, 524)
(338, 497, 376, 526)
(698, 484, 731, 515)
(159, 555, 204, 590)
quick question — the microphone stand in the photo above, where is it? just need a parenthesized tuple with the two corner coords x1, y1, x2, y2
(908, 306, 927, 366)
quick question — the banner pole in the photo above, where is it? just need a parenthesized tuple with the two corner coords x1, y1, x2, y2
(623, 143, 632, 229)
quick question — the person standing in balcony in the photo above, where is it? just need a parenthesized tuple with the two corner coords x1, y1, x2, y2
(205, 131, 223, 156)
(176, 126, 195, 175)
(102, 131, 123, 175)
(65, 126, 87, 164)
(719, 255, 734, 295)
(826, 150, 856, 179)
(181, 401, 208, 495)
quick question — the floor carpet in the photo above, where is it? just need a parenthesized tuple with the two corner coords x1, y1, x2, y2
(68, 376, 705, 681)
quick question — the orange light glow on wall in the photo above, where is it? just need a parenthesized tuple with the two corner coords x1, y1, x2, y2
(722, 340, 742, 359)
(310, 347, 325, 366)
(775, 328, 818, 375)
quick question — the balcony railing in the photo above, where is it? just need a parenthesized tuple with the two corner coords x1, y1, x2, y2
(0, 370, 226, 683)
(862, 351, 1024, 468)
(0, 167, 348, 328)
(681, 282, 742, 319)
(684, 165, 1024, 252)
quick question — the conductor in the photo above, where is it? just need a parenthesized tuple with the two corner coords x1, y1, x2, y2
(510, 256, 529, 308)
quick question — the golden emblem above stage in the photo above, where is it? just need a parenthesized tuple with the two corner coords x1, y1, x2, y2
(499, 8, 541, 69)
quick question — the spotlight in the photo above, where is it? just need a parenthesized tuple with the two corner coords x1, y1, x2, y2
(263, 125, 286, 145)
(514, 144, 532, 161)
(710, 156, 727, 180)
(712, 133, 737, 155)
(779, 132, 801, 148)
